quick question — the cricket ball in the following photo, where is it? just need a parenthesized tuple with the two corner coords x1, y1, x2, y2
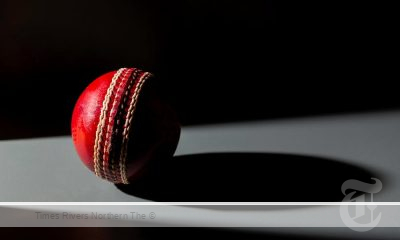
(71, 68, 180, 184)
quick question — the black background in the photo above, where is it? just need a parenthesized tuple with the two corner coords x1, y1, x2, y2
(1, 0, 397, 139)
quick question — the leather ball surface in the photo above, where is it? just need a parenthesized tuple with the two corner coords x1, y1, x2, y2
(71, 68, 180, 184)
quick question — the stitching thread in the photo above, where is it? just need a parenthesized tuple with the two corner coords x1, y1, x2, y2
(119, 72, 151, 184)
(102, 68, 132, 181)
(93, 68, 125, 179)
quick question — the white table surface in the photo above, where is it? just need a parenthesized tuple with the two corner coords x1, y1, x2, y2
(1, 110, 400, 236)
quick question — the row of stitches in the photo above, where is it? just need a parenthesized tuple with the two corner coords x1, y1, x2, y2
(119, 71, 152, 184)
(101, 68, 134, 182)
(93, 68, 125, 179)
(106, 68, 142, 183)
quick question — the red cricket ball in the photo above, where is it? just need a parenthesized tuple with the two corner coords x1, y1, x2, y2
(71, 68, 180, 184)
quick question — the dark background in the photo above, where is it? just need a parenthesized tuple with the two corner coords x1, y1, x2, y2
(1, 0, 397, 139)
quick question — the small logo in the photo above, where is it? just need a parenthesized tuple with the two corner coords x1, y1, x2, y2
(340, 178, 382, 232)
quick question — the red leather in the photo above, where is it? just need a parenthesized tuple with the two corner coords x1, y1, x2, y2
(71, 71, 116, 171)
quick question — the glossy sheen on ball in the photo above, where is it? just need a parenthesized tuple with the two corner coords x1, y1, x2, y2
(71, 68, 180, 184)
